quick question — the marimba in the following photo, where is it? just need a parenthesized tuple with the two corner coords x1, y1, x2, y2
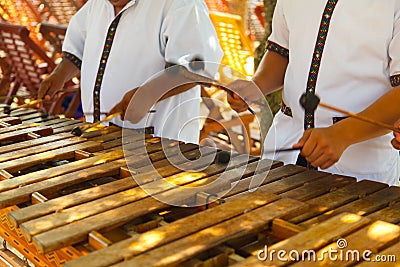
(0, 108, 398, 267)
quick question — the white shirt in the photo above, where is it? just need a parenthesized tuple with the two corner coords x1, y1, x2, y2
(263, 0, 400, 185)
(63, 0, 223, 143)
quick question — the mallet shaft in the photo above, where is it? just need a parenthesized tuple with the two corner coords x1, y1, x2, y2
(319, 102, 400, 133)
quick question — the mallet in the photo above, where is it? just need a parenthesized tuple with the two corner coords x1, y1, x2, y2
(71, 111, 123, 136)
(3, 99, 48, 118)
(166, 60, 256, 115)
(300, 91, 400, 133)
(3, 99, 43, 114)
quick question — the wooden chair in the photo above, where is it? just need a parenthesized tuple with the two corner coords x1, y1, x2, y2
(0, 0, 42, 33)
(38, 0, 82, 25)
(209, 11, 254, 78)
(0, 22, 80, 117)
(39, 22, 67, 60)
(248, 1, 265, 42)
(204, 0, 230, 13)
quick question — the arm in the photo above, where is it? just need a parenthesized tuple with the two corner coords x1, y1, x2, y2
(227, 50, 288, 113)
(108, 82, 198, 120)
(38, 58, 80, 100)
(295, 86, 400, 169)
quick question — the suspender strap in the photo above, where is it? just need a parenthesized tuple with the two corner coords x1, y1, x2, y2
(93, 12, 124, 122)
(304, 0, 339, 168)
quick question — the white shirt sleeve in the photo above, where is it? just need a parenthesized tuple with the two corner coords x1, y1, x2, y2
(160, 0, 223, 76)
(389, 3, 400, 85)
(268, 0, 289, 50)
(62, 2, 89, 61)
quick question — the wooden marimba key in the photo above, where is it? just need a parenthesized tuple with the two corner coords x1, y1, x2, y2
(0, 108, 398, 266)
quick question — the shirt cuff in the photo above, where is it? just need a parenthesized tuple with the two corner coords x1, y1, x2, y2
(390, 74, 400, 87)
(265, 40, 289, 58)
(62, 51, 82, 70)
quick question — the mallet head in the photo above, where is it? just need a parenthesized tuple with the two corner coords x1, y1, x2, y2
(216, 150, 231, 164)
(3, 105, 11, 114)
(300, 91, 320, 112)
(71, 126, 83, 136)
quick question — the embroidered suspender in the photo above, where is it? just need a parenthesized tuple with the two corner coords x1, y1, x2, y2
(304, 0, 339, 130)
(92, 12, 124, 122)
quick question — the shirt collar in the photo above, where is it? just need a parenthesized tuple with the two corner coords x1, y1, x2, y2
(105, 0, 137, 15)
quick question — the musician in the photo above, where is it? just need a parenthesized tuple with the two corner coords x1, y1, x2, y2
(227, 0, 400, 185)
(38, 0, 223, 143)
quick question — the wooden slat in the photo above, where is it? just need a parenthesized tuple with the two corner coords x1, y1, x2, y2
(22, 115, 60, 124)
(32, 196, 170, 253)
(0, 248, 26, 267)
(269, 218, 305, 240)
(9, 144, 201, 226)
(52, 122, 87, 134)
(89, 130, 122, 143)
(9, 108, 38, 117)
(19, 112, 51, 121)
(300, 186, 400, 228)
(36, 117, 75, 127)
(226, 169, 329, 202)
(43, 119, 81, 129)
(111, 198, 308, 267)
(65, 191, 282, 267)
(80, 126, 121, 139)
(0, 170, 13, 180)
(9, 177, 136, 226)
(0, 116, 21, 125)
(20, 151, 243, 240)
(0, 123, 39, 134)
(0, 156, 127, 209)
(0, 136, 87, 163)
(130, 152, 254, 187)
(279, 174, 357, 201)
(0, 126, 53, 142)
(356, 242, 400, 266)
(233, 213, 371, 267)
(289, 180, 388, 224)
(299, 220, 400, 267)
(28, 154, 256, 252)
(0, 150, 125, 194)
(0, 140, 102, 173)
(366, 201, 400, 224)
(223, 164, 306, 198)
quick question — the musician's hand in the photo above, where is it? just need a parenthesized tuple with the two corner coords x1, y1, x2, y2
(38, 73, 66, 101)
(109, 87, 143, 122)
(294, 126, 350, 169)
(391, 120, 400, 150)
(226, 79, 260, 113)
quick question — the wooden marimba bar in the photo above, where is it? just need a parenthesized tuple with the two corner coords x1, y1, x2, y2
(0, 107, 398, 266)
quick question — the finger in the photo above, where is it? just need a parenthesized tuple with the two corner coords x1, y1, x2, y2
(306, 147, 324, 163)
(38, 84, 50, 100)
(295, 130, 312, 147)
(319, 159, 337, 169)
(391, 139, 400, 150)
(307, 152, 326, 168)
(297, 130, 315, 156)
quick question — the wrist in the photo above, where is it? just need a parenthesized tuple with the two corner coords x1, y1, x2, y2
(330, 121, 355, 149)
